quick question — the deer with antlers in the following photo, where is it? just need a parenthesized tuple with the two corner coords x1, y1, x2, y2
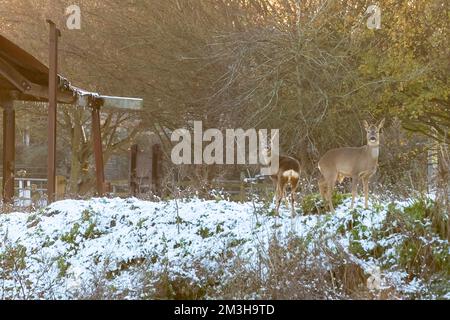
(318, 119, 385, 213)
(262, 139, 302, 217)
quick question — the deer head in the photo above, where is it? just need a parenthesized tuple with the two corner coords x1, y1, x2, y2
(363, 118, 385, 146)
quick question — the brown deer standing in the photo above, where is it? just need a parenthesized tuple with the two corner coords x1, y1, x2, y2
(263, 143, 301, 217)
(318, 119, 385, 213)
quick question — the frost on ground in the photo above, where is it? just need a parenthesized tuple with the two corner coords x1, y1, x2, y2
(0, 196, 448, 299)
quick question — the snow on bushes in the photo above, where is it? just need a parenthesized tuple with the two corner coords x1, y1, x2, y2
(0, 196, 448, 299)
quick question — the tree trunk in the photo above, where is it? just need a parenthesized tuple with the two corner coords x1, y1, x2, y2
(68, 110, 86, 194)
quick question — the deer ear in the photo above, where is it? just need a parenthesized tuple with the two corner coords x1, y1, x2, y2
(363, 120, 369, 130)
(378, 118, 385, 129)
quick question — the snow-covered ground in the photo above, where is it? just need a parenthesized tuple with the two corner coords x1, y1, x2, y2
(0, 196, 448, 299)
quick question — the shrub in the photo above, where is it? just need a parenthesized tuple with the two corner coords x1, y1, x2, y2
(301, 192, 351, 214)
(374, 199, 450, 284)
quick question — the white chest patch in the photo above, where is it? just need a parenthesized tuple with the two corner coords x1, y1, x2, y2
(371, 147, 379, 158)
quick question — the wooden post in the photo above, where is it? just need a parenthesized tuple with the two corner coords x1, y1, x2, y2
(2, 100, 15, 203)
(46, 20, 60, 203)
(130, 144, 138, 196)
(92, 106, 105, 196)
(240, 172, 245, 203)
(152, 144, 162, 196)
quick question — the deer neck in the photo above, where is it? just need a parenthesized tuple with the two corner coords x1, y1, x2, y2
(366, 144, 379, 161)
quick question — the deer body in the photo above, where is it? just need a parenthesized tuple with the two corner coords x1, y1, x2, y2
(318, 119, 385, 212)
(319, 145, 379, 178)
(264, 150, 301, 217)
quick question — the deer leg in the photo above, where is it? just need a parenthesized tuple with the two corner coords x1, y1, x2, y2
(280, 185, 289, 209)
(318, 177, 327, 201)
(326, 180, 335, 213)
(351, 175, 358, 209)
(290, 179, 299, 217)
(362, 176, 369, 209)
(326, 172, 338, 213)
(275, 182, 283, 215)
(270, 176, 278, 205)
(284, 192, 290, 209)
(282, 182, 289, 210)
(276, 177, 289, 216)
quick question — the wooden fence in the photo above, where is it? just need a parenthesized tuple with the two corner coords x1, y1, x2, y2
(108, 175, 273, 201)
(0, 176, 65, 206)
(0, 175, 273, 204)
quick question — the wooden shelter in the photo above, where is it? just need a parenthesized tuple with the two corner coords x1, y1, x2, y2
(0, 20, 143, 203)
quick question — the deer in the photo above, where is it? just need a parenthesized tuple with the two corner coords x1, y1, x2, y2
(318, 118, 385, 213)
(262, 140, 302, 217)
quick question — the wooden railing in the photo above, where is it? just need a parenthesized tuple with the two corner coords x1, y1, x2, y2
(108, 175, 273, 201)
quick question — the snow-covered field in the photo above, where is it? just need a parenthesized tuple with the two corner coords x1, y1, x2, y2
(0, 196, 448, 299)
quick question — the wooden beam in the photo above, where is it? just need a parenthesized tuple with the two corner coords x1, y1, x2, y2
(0, 56, 75, 104)
(92, 106, 106, 196)
(2, 100, 15, 204)
(0, 55, 35, 91)
(129, 144, 138, 196)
